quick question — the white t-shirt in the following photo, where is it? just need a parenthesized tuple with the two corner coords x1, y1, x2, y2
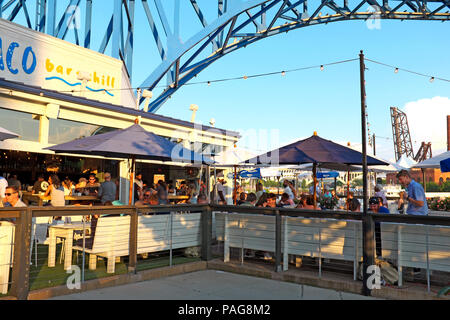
(0, 177, 7, 198)
(284, 186, 294, 200)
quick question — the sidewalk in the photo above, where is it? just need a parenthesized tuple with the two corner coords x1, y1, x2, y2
(49, 270, 379, 300)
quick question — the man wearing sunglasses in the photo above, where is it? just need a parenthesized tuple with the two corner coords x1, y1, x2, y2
(135, 189, 159, 206)
(3, 186, 26, 208)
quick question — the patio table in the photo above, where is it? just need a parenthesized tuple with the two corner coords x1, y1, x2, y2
(22, 192, 99, 206)
(48, 222, 91, 270)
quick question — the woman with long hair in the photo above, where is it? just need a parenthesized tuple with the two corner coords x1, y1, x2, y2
(44, 174, 65, 207)
(255, 182, 264, 201)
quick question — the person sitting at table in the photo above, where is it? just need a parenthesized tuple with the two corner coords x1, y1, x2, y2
(186, 183, 198, 204)
(3, 186, 27, 208)
(240, 193, 257, 206)
(237, 192, 247, 205)
(255, 193, 268, 207)
(135, 189, 159, 206)
(98, 172, 116, 205)
(168, 183, 176, 195)
(156, 180, 168, 205)
(348, 198, 361, 212)
(177, 181, 187, 195)
(74, 177, 87, 194)
(32, 174, 46, 195)
(297, 194, 320, 210)
(44, 174, 65, 207)
(62, 176, 75, 196)
(279, 192, 295, 208)
(197, 193, 208, 204)
(83, 174, 100, 196)
(1, 186, 26, 222)
(7, 174, 21, 191)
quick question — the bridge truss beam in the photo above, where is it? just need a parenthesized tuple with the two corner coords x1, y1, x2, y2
(1, 0, 449, 112)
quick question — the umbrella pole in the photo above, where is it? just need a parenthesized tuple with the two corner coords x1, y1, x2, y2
(422, 168, 426, 192)
(233, 165, 237, 205)
(129, 156, 136, 205)
(313, 163, 317, 209)
(347, 169, 350, 211)
(214, 163, 217, 204)
(321, 178, 324, 193)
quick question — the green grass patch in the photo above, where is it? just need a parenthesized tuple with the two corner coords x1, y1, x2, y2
(1, 244, 201, 296)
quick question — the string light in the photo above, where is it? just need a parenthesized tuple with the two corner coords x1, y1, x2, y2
(365, 58, 450, 83)
(0, 57, 448, 97)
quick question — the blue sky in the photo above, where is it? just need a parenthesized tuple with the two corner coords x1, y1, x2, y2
(6, 1, 450, 162)
(153, 19, 450, 161)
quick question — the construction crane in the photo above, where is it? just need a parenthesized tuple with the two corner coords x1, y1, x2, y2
(390, 107, 432, 162)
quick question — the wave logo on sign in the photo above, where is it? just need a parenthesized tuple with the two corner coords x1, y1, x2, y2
(44, 58, 116, 97)
(45, 76, 115, 96)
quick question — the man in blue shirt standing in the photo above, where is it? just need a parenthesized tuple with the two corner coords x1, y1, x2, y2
(396, 170, 428, 216)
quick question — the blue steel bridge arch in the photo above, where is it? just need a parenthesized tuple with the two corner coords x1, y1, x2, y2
(1, 0, 449, 113)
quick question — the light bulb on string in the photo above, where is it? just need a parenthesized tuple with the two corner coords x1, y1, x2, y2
(281, 71, 286, 76)
(207, 81, 211, 86)
(320, 65, 324, 71)
(429, 77, 435, 83)
(394, 68, 399, 73)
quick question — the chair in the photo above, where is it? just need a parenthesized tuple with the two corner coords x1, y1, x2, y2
(30, 217, 52, 266)
(0, 222, 15, 294)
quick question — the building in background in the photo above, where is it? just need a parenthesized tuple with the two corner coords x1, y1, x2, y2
(0, 20, 240, 204)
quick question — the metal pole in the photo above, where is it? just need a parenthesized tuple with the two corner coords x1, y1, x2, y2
(128, 156, 135, 205)
(233, 165, 237, 205)
(275, 210, 282, 272)
(206, 165, 211, 203)
(82, 217, 85, 282)
(313, 163, 317, 209)
(170, 211, 173, 266)
(373, 134, 377, 185)
(422, 168, 427, 192)
(360, 50, 375, 296)
(347, 169, 350, 211)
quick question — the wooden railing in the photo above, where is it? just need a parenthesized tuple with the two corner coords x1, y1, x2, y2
(1, 204, 450, 299)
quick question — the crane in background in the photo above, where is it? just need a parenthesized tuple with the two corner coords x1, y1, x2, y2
(390, 107, 432, 163)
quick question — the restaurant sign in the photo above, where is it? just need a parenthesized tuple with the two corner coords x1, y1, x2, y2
(0, 19, 129, 106)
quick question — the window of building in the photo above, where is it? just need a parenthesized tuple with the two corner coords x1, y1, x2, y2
(48, 118, 114, 144)
(0, 108, 40, 142)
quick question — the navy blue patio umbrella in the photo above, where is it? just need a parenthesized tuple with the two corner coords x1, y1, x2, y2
(0, 126, 19, 141)
(245, 133, 388, 207)
(46, 123, 213, 204)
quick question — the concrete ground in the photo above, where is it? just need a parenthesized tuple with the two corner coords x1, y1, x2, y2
(49, 270, 379, 300)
